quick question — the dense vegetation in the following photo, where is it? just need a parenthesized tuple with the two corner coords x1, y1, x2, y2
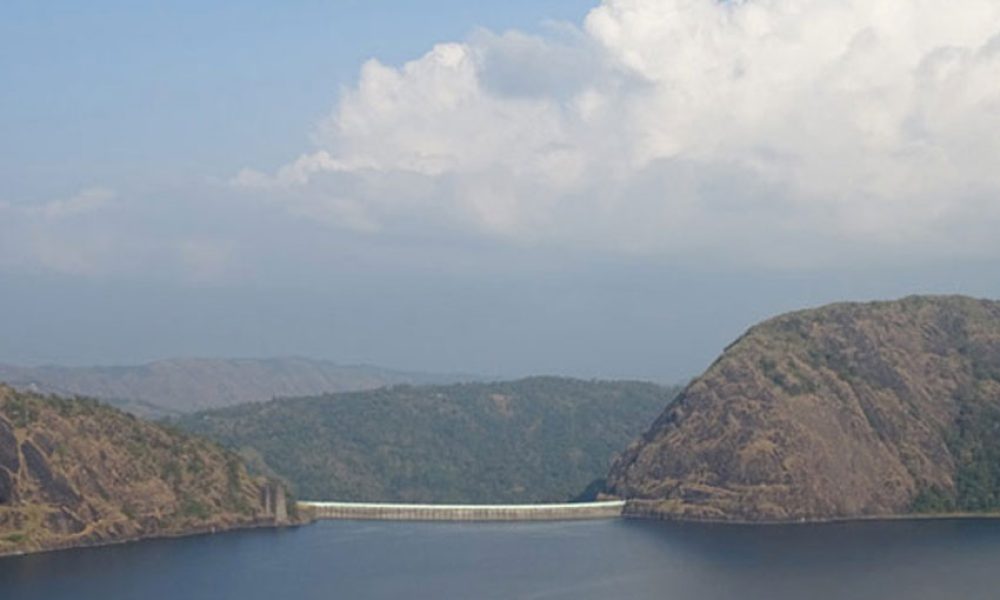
(0, 385, 290, 556)
(609, 295, 1000, 522)
(175, 377, 678, 504)
(912, 401, 1000, 513)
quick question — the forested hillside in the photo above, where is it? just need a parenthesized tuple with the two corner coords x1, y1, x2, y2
(176, 377, 678, 504)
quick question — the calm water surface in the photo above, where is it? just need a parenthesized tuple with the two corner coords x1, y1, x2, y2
(2, 518, 1000, 599)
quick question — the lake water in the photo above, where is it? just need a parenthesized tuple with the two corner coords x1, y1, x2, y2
(3, 518, 1000, 599)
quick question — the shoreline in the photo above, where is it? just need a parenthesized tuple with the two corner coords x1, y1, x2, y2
(622, 499, 1000, 526)
(7, 501, 1000, 559)
(0, 518, 306, 560)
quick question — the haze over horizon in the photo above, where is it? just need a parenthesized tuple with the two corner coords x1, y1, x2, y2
(3, 0, 1000, 381)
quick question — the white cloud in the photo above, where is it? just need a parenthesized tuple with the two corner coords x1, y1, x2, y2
(30, 187, 117, 219)
(247, 0, 1000, 265)
(27, 232, 120, 276)
(0, 186, 242, 279)
(0, 188, 120, 275)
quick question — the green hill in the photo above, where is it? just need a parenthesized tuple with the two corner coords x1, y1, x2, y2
(175, 377, 677, 504)
(0, 385, 291, 556)
(608, 295, 1000, 522)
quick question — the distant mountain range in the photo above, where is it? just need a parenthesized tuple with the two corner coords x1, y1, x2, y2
(0, 358, 475, 417)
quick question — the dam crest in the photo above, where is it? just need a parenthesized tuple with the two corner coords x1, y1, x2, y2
(299, 500, 625, 521)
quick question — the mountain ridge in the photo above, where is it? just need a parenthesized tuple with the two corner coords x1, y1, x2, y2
(0, 357, 479, 417)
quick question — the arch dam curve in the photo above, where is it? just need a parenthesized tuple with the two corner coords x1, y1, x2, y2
(298, 500, 626, 522)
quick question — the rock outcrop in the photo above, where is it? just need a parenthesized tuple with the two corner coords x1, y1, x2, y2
(0, 385, 293, 556)
(608, 296, 1000, 522)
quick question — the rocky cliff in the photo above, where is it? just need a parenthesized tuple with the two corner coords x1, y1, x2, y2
(607, 296, 1000, 522)
(0, 385, 291, 556)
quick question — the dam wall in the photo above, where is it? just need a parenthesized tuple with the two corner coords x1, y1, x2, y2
(299, 500, 626, 521)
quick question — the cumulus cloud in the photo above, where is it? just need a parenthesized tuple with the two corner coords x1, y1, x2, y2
(239, 0, 1000, 265)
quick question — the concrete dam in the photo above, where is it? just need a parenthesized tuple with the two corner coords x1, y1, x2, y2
(299, 500, 626, 521)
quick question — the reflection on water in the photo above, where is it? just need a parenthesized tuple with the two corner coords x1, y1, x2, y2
(2, 518, 1000, 599)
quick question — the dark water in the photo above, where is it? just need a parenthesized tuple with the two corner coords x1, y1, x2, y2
(3, 518, 1000, 599)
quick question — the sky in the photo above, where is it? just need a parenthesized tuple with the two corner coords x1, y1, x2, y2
(2, 0, 1000, 382)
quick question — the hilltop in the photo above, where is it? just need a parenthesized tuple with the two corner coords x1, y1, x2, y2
(176, 377, 678, 504)
(608, 295, 1000, 522)
(0, 385, 291, 556)
(0, 357, 471, 417)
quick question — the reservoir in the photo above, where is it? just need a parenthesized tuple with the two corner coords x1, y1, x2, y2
(3, 518, 1000, 599)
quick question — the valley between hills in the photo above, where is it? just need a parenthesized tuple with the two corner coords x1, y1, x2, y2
(4, 294, 1000, 556)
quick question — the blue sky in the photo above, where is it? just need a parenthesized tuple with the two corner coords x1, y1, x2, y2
(2, 0, 1000, 380)
(1, 1, 594, 198)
